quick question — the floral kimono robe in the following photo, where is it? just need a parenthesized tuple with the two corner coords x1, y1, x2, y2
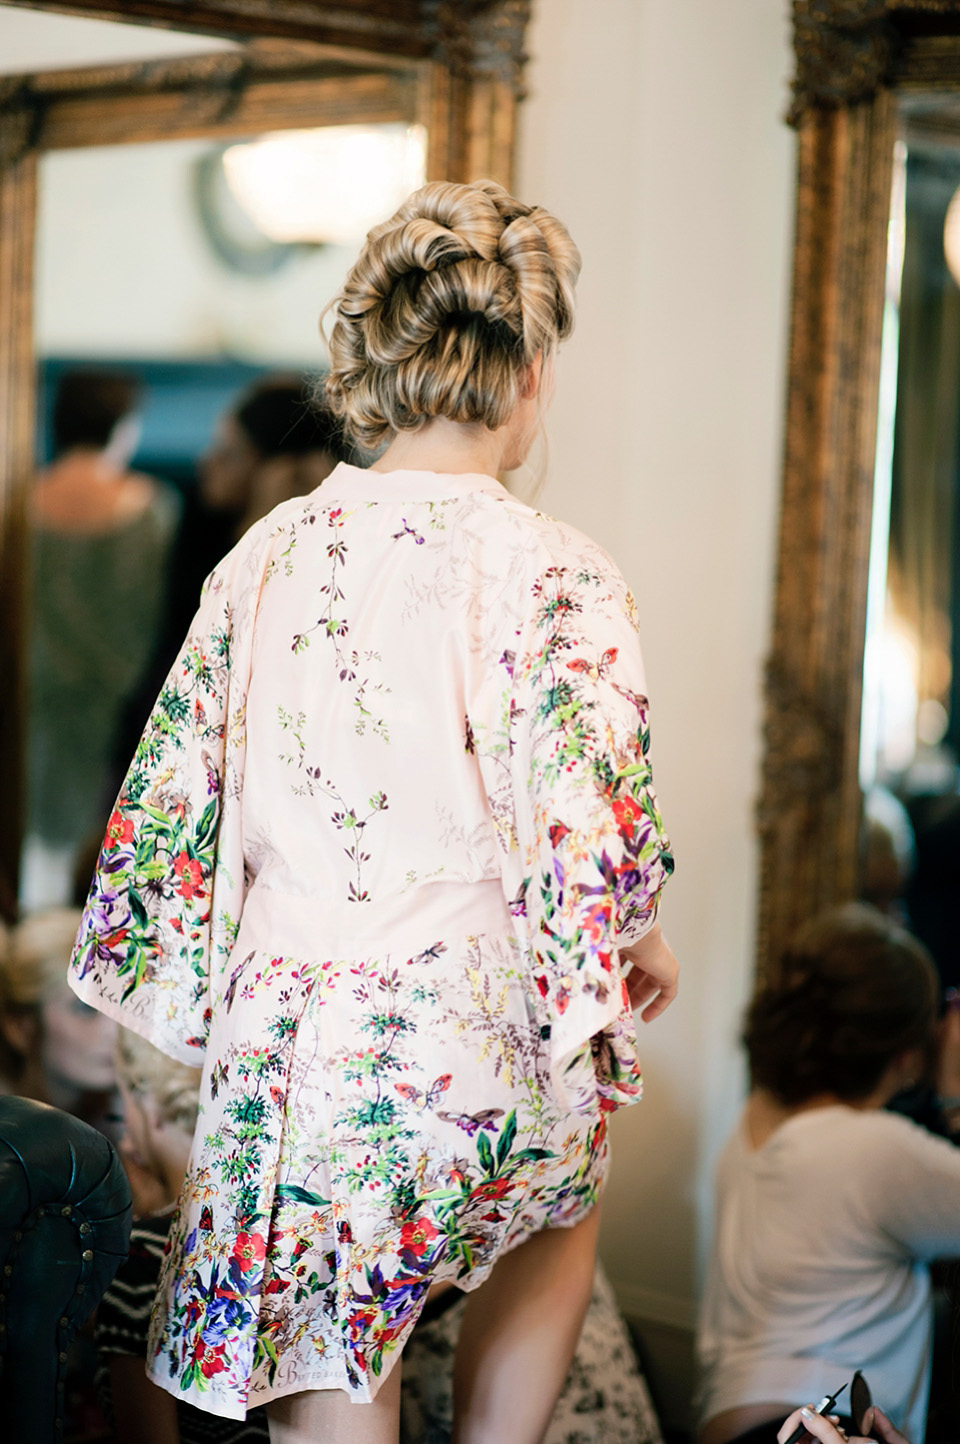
(70, 463, 674, 1418)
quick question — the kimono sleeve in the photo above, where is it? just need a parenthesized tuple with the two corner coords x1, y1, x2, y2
(509, 555, 674, 1111)
(68, 548, 255, 1065)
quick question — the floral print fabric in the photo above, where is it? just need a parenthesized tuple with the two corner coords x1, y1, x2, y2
(70, 464, 673, 1418)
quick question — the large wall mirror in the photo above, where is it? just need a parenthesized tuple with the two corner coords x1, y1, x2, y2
(760, 1, 960, 978)
(0, 0, 530, 918)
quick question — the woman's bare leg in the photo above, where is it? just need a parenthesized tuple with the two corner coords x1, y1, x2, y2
(266, 1360, 402, 1444)
(451, 1205, 600, 1444)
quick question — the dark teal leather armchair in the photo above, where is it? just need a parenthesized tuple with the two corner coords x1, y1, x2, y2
(0, 1095, 132, 1443)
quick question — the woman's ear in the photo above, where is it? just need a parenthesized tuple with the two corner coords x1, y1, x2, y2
(519, 351, 544, 401)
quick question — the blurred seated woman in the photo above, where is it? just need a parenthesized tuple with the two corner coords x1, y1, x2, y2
(697, 904, 960, 1444)
(0, 907, 119, 1135)
(25, 369, 178, 909)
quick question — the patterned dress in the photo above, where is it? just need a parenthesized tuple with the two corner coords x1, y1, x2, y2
(69, 463, 673, 1420)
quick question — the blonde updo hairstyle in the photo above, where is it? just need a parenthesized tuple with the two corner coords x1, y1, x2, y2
(325, 179, 581, 449)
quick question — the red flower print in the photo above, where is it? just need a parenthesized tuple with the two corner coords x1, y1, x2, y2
(104, 809, 134, 850)
(473, 1178, 514, 1202)
(231, 1231, 267, 1273)
(399, 1217, 439, 1259)
(193, 1337, 226, 1378)
(535, 974, 549, 999)
(173, 852, 205, 900)
(612, 795, 644, 841)
(582, 901, 611, 944)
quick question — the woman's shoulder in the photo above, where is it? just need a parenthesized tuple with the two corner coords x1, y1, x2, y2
(492, 493, 631, 592)
(776, 1104, 960, 1180)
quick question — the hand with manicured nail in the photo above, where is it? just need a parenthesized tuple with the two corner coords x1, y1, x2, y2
(777, 1404, 910, 1444)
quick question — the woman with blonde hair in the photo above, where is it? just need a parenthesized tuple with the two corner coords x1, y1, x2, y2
(70, 179, 677, 1444)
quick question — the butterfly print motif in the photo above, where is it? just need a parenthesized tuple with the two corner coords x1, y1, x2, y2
(201, 748, 221, 797)
(224, 950, 255, 1012)
(392, 519, 425, 545)
(394, 1073, 453, 1111)
(210, 1060, 229, 1099)
(436, 1107, 505, 1137)
(566, 646, 619, 682)
(409, 942, 447, 967)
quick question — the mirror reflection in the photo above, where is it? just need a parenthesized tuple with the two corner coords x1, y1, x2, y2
(862, 107, 960, 986)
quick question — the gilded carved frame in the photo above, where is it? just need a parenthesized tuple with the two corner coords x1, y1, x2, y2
(759, 0, 960, 975)
(0, 0, 530, 915)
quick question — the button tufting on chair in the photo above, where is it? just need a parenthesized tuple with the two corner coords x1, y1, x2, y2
(0, 1095, 132, 1444)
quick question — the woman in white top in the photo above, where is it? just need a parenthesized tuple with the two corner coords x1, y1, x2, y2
(698, 904, 960, 1444)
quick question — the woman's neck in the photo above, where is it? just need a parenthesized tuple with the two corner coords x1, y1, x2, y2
(370, 415, 517, 478)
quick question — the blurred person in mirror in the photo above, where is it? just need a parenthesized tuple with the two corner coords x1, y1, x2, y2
(96, 1028, 271, 1443)
(0, 907, 120, 1139)
(697, 904, 960, 1444)
(201, 374, 350, 537)
(860, 786, 915, 923)
(104, 377, 350, 807)
(25, 369, 178, 910)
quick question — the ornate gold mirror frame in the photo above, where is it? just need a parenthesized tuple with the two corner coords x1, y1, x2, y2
(759, 0, 960, 974)
(0, 0, 530, 915)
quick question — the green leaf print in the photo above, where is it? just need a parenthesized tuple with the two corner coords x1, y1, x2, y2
(129, 888, 149, 929)
(477, 1131, 494, 1176)
(496, 1109, 518, 1170)
(275, 1183, 331, 1208)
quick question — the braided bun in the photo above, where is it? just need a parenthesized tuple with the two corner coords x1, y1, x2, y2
(325, 179, 581, 449)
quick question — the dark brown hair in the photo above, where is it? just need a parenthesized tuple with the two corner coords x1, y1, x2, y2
(744, 903, 938, 1105)
(52, 369, 140, 453)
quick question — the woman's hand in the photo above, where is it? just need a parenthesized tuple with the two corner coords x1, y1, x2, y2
(118, 1138, 168, 1219)
(619, 923, 679, 1021)
(776, 1405, 910, 1444)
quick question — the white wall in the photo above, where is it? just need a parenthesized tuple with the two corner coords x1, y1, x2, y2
(0, 3, 236, 73)
(517, 0, 795, 1419)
